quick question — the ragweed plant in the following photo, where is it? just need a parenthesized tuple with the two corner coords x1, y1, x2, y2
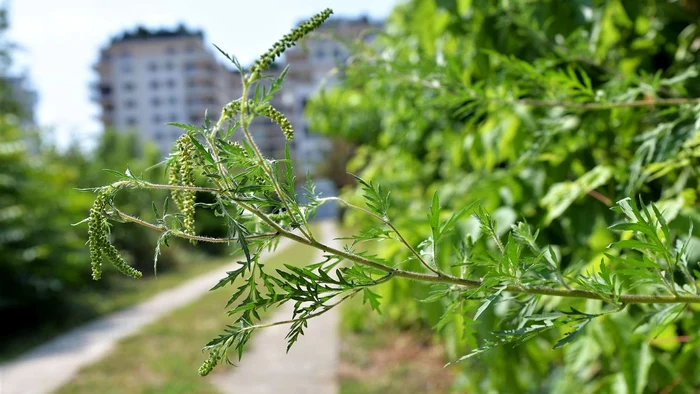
(82, 8, 700, 377)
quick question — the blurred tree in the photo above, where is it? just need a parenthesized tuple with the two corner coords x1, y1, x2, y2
(0, 4, 225, 346)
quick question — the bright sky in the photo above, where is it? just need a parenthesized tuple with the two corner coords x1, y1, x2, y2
(6, 0, 396, 147)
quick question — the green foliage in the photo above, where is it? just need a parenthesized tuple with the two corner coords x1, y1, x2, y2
(306, 0, 700, 391)
(81, 4, 700, 392)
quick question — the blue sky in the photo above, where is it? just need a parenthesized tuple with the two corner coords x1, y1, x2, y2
(6, 0, 396, 147)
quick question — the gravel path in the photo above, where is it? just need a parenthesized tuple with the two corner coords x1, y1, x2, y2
(0, 237, 297, 394)
(212, 220, 341, 394)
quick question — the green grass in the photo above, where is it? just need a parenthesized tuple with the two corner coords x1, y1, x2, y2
(56, 240, 320, 394)
(0, 250, 232, 363)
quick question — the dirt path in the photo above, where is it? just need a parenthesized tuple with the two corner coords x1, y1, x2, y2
(212, 220, 341, 394)
(0, 237, 297, 394)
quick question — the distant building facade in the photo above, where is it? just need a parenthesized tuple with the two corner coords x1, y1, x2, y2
(92, 25, 240, 154)
(92, 17, 381, 167)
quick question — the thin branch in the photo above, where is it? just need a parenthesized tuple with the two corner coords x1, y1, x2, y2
(112, 180, 218, 193)
(259, 221, 700, 305)
(318, 197, 443, 276)
(112, 207, 278, 243)
(113, 188, 700, 305)
(587, 190, 612, 207)
(516, 97, 700, 110)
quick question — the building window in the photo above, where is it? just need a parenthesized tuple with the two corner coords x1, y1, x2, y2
(166, 46, 177, 55)
(148, 62, 158, 72)
(154, 131, 165, 142)
(153, 114, 162, 124)
(315, 48, 325, 60)
(185, 44, 196, 53)
(165, 61, 175, 71)
(184, 62, 196, 71)
(150, 80, 159, 89)
(123, 82, 135, 91)
(126, 117, 137, 126)
(119, 51, 131, 59)
(166, 79, 176, 88)
(120, 63, 133, 73)
(99, 84, 112, 96)
(124, 99, 137, 109)
(189, 114, 200, 123)
(168, 97, 178, 105)
(151, 97, 161, 107)
(169, 113, 178, 122)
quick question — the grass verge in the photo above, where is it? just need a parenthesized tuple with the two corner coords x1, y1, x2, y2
(56, 240, 320, 394)
(0, 249, 231, 363)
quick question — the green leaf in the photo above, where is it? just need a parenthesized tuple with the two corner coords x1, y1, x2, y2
(362, 288, 382, 313)
(187, 134, 215, 165)
(611, 239, 664, 253)
(634, 342, 652, 394)
(553, 319, 590, 349)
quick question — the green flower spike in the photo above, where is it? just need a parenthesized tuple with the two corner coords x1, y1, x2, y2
(198, 351, 220, 377)
(261, 104, 293, 140)
(87, 189, 109, 280)
(250, 8, 333, 77)
(176, 135, 196, 236)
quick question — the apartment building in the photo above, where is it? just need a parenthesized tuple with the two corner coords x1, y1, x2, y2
(92, 25, 242, 154)
(92, 18, 380, 167)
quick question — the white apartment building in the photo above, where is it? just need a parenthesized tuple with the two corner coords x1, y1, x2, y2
(93, 18, 380, 170)
(92, 25, 241, 154)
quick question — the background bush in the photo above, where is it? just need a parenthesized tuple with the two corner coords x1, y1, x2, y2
(308, 0, 700, 392)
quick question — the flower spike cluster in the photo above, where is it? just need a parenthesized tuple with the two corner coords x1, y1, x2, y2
(224, 99, 293, 140)
(173, 134, 197, 236)
(87, 188, 142, 280)
(260, 104, 293, 140)
(249, 8, 333, 76)
(198, 352, 219, 376)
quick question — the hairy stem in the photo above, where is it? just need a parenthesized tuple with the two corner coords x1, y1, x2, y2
(239, 75, 314, 242)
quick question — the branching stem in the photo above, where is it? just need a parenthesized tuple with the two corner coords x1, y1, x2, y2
(318, 197, 443, 276)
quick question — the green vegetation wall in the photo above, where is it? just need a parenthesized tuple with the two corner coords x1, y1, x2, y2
(308, 0, 700, 392)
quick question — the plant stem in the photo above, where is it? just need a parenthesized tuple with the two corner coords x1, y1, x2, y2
(255, 219, 700, 305)
(318, 197, 443, 276)
(113, 208, 278, 243)
(238, 75, 315, 242)
(114, 180, 219, 193)
(516, 97, 700, 110)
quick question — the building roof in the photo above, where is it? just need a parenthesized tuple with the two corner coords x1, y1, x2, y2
(110, 24, 204, 44)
